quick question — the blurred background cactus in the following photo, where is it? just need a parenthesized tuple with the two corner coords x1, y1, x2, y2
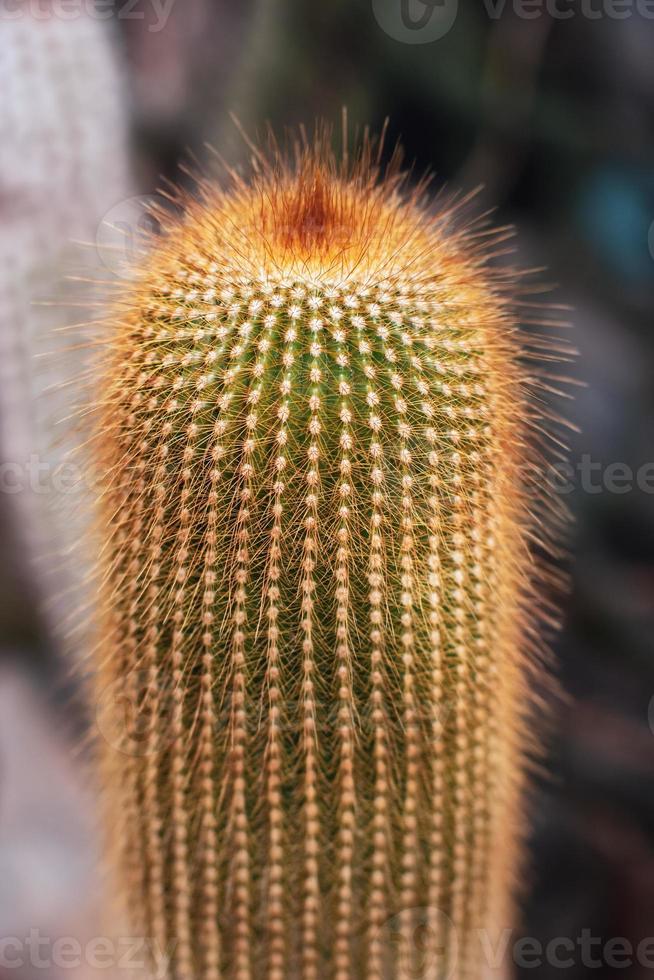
(0, 12, 130, 647)
(0, 8, 131, 962)
(91, 134, 568, 979)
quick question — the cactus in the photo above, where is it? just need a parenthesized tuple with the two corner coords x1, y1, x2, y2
(0, 10, 130, 638)
(90, 128, 568, 980)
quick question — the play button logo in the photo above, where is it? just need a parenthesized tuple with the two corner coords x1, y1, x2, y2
(372, 0, 458, 43)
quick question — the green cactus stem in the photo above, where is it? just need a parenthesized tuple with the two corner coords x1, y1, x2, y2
(89, 127, 570, 980)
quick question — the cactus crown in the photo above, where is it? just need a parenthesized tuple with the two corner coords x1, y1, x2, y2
(90, 125, 569, 980)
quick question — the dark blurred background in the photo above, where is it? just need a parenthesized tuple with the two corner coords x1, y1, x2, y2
(1, 1, 654, 977)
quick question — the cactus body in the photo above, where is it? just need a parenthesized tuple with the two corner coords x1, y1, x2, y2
(91, 134, 566, 979)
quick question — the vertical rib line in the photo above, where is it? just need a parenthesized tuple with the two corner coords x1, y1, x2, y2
(365, 428, 391, 979)
(141, 460, 168, 961)
(463, 471, 494, 974)
(333, 319, 355, 980)
(395, 373, 421, 980)
(168, 426, 196, 980)
(263, 318, 297, 978)
(226, 322, 257, 980)
(300, 319, 324, 980)
(448, 445, 474, 977)
(122, 468, 148, 937)
(197, 459, 223, 980)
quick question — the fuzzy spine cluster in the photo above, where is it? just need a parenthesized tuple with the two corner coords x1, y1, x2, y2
(91, 140, 566, 980)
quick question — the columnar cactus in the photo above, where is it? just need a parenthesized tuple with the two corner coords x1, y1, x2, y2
(0, 11, 130, 636)
(91, 130, 567, 979)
